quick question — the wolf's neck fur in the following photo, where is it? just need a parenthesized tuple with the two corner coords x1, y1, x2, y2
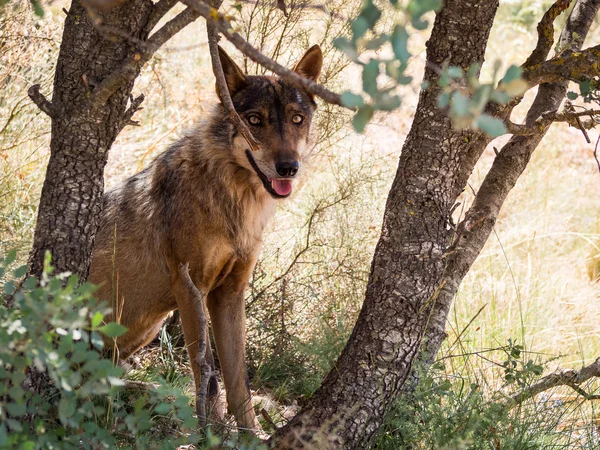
(154, 115, 275, 254)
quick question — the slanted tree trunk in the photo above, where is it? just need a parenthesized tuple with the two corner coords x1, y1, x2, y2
(27, 0, 198, 279)
(273, 1, 600, 447)
(272, 1, 500, 447)
(413, 0, 600, 394)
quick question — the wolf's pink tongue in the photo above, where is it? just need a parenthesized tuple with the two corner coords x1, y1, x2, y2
(271, 179, 293, 196)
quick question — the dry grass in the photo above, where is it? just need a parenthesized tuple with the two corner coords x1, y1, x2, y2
(2, 0, 600, 445)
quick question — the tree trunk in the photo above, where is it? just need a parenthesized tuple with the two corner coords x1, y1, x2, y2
(271, 1, 499, 448)
(414, 0, 600, 392)
(27, 0, 155, 279)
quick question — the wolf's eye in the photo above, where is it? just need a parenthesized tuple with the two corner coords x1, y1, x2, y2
(292, 114, 304, 125)
(248, 114, 261, 126)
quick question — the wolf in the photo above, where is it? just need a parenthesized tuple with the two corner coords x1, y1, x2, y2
(88, 44, 323, 432)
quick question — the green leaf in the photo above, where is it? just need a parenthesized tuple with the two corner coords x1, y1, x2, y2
(446, 66, 463, 79)
(341, 92, 365, 109)
(91, 311, 104, 328)
(502, 65, 522, 84)
(476, 114, 507, 137)
(351, 17, 369, 40)
(58, 396, 76, 423)
(6, 402, 26, 417)
(154, 402, 172, 414)
(352, 106, 374, 133)
(30, 0, 44, 17)
(579, 80, 591, 96)
(567, 91, 578, 100)
(358, 0, 381, 29)
(362, 59, 380, 97)
(364, 34, 389, 50)
(450, 92, 470, 116)
(13, 264, 28, 278)
(99, 322, 128, 338)
(374, 93, 401, 111)
(391, 25, 410, 64)
(4, 249, 16, 266)
(333, 37, 358, 62)
(437, 92, 450, 108)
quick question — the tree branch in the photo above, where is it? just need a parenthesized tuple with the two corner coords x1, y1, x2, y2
(91, 6, 200, 107)
(27, 84, 55, 118)
(178, 262, 210, 428)
(144, 0, 180, 35)
(523, 0, 574, 67)
(523, 43, 600, 87)
(508, 357, 600, 405)
(207, 24, 260, 151)
(179, 0, 349, 109)
(505, 108, 600, 135)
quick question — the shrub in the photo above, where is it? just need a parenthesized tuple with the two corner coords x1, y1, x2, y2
(0, 250, 205, 449)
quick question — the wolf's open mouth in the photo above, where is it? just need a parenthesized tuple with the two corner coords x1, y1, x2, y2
(245, 150, 292, 199)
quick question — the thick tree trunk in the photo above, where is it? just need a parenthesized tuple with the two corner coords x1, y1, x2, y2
(415, 0, 600, 390)
(28, 0, 155, 279)
(271, 1, 499, 448)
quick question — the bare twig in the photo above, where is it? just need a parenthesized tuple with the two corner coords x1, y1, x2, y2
(27, 84, 55, 118)
(118, 94, 145, 132)
(594, 134, 600, 174)
(179, 0, 349, 109)
(207, 24, 260, 151)
(178, 262, 211, 428)
(261, 408, 279, 430)
(508, 357, 600, 406)
(523, 0, 573, 67)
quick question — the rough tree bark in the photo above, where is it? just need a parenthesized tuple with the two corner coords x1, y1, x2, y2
(415, 0, 600, 392)
(27, 0, 199, 279)
(272, 0, 600, 447)
(271, 1, 500, 448)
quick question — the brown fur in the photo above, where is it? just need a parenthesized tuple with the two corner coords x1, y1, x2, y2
(88, 45, 323, 431)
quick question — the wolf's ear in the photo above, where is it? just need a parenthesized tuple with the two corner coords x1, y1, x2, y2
(216, 46, 247, 99)
(293, 44, 323, 83)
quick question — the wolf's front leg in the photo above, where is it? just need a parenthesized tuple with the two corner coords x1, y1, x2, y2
(207, 262, 261, 434)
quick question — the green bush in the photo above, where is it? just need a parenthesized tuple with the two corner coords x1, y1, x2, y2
(0, 250, 207, 449)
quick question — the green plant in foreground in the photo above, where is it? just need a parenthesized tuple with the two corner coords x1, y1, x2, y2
(376, 342, 597, 450)
(0, 250, 208, 449)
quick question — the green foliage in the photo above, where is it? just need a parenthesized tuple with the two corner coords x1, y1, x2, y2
(501, 339, 543, 388)
(0, 252, 206, 449)
(336, 0, 530, 137)
(375, 345, 577, 450)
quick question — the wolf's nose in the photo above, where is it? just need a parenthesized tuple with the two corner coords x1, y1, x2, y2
(276, 160, 299, 177)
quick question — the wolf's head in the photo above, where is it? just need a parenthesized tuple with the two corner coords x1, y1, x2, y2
(216, 45, 322, 199)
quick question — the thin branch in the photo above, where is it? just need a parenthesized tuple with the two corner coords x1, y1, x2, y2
(505, 108, 600, 136)
(118, 94, 145, 132)
(179, 0, 349, 109)
(27, 84, 55, 118)
(207, 24, 260, 151)
(178, 262, 210, 428)
(144, 0, 180, 35)
(523, 0, 574, 67)
(508, 357, 600, 405)
(91, 6, 200, 107)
